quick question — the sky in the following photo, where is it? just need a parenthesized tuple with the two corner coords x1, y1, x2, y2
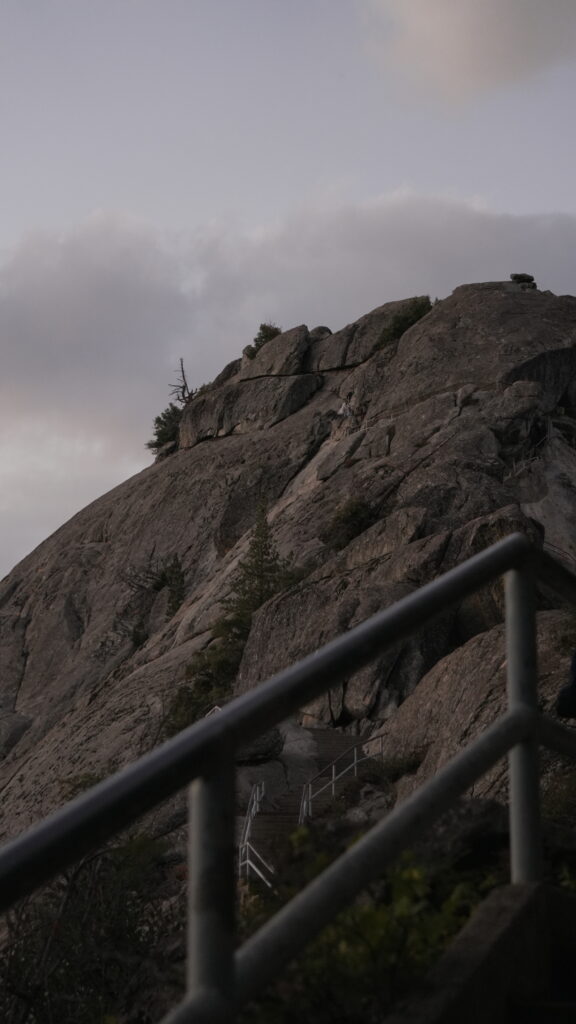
(3, 0, 576, 579)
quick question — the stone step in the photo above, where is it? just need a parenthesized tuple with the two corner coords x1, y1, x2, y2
(263, 793, 303, 813)
(510, 1000, 576, 1023)
(238, 728, 381, 877)
(308, 729, 360, 769)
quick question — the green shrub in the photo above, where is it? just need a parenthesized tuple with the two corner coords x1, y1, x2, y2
(146, 402, 182, 453)
(320, 498, 378, 551)
(156, 554, 186, 617)
(376, 296, 432, 350)
(244, 321, 282, 360)
(239, 842, 498, 1024)
(0, 836, 169, 1024)
(116, 554, 186, 647)
(163, 507, 299, 735)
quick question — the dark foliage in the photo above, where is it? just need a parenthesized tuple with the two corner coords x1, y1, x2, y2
(0, 836, 173, 1024)
(238, 819, 503, 1024)
(376, 296, 432, 350)
(162, 507, 299, 736)
(320, 498, 378, 551)
(114, 554, 186, 650)
(244, 321, 282, 360)
(146, 402, 182, 453)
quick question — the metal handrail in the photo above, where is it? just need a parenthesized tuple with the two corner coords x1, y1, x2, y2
(304, 732, 385, 790)
(241, 737, 385, 871)
(237, 841, 275, 888)
(2, 533, 576, 1023)
(299, 735, 385, 823)
(237, 782, 270, 887)
(239, 781, 266, 848)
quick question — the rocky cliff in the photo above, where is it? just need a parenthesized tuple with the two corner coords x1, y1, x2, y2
(2, 280, 576, 840)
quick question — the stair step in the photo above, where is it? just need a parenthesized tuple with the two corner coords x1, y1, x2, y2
(239, 728, 384, 884)
(308, 729, 360, 768)
(511, 1001, 576, 1022)
(253, 815, 298, 826)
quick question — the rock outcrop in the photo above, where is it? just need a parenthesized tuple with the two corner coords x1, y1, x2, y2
(2, 281, 576, 840)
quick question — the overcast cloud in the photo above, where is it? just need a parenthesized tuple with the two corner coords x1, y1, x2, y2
(368, 0, 576, 95)
(3, 192, 576, 578)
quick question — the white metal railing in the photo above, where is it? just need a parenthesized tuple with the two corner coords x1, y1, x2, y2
(237, 782, 274, 887)
(239, 737, 386, 883)
(238, 841, 275, 889)
(239, 781, 266, 847)
(299, 734, 385, 823)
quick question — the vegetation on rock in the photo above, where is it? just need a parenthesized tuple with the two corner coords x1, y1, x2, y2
(162, 506, 298, 735)
(238, 815, 505, 1024)
(146, 401, 183, 453)
(243, 321, 282, 360)
(114, 553, 186, 649)
(0, 835, 173, 1024)
(376, 296, 431, 350)
(320, 497, 378, 551)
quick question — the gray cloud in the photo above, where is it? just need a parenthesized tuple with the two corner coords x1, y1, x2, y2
(3, 194, 576, 577)
(194, 194, 576, 333)
(365, 0, 576, 95)
(1, 216, 197, 447)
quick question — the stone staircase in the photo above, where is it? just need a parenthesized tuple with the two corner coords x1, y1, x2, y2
(240, 728, 368, 882)
(511, 1001, 576, 1022)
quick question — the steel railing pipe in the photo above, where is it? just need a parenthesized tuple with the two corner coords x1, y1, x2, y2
(187, 757, 236, 1015)
(538, 715, 576, 760)
(505, 567, 542, 883)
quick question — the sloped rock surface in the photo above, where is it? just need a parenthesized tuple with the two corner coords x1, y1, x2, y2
(239, 324, 310, 378)
(305, 296, 431, 372)
(179, 372, 321, 446)
(2, 281, 576, 841)
(364, 609, 575, 805)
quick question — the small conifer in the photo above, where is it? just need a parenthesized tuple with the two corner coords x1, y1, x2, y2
(146, 402, 182, 452)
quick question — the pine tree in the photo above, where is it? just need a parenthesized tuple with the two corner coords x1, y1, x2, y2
(164, 509, 301, 733)
(146, 403, 182, 452)
(183, 507, 294, 704)
(224, 505, 289, 623)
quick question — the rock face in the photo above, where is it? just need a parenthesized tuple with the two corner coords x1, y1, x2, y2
(2, 281, 576, 840)
(363, 609, 576, 804)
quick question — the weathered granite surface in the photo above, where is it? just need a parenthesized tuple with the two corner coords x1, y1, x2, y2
(2, 282, 576, 839)
(364, 609, 575, 804)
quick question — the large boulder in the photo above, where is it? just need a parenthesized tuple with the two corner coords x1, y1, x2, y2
(305, 296, 432, 372)
(364, 609, 573, 805)
(239, 325, 310, 378)
(179, 373, 321, 446)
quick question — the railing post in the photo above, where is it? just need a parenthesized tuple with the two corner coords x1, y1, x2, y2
(188, 754, 236, 1020)
(331, 764, 336, 797)
(353, 746, 358, 777)
(506, 565, 541, 884)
